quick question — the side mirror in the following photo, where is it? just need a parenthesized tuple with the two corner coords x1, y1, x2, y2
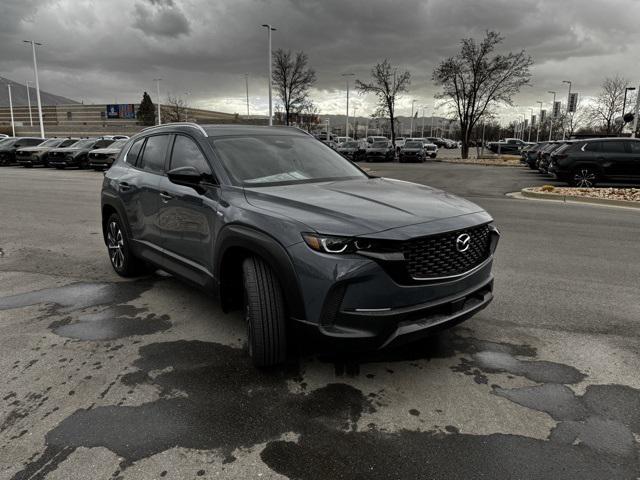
(167, 166, 211, 193)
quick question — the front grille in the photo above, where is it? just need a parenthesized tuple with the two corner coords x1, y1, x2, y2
(402, 224, 491, 279)
(91, 153, 106, 160)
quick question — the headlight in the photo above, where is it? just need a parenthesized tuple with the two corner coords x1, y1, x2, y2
(302, 233, 393, 255)
(303, 234, 354, 253)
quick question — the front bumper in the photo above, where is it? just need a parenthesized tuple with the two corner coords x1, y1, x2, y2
(288, 219, 499, 350)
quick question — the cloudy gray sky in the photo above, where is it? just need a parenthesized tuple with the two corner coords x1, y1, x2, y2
(2, 0, 640, 123)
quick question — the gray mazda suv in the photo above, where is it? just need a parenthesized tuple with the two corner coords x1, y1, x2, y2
(101, 123, 499, 366)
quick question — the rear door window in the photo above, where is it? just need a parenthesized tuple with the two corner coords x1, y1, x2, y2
(138, 135, 170, 174)
(601, 141, 626, 153)
(628, 141, 640, 154)
(583, 142, 601, 152)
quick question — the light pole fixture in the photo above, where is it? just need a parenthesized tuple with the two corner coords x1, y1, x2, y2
(342, 73, 355, 138)
(23, 40, 44, 138)
(528, 108, 534, 142)
(6, 83, 15, 137)
(548, 91, 556, 141)
(261, 24, 277, 126)
(26, 80, 34, 126)
(153, 78, 162, 125)
(562, 80, 572, 139)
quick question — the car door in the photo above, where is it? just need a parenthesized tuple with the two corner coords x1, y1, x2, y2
(120, 134, 170, 261)
(599, 140, 628, 180)
(156, 134, 221, 285)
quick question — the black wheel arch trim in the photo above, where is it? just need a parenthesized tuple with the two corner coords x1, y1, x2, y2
(101, 194, 134, 246)
(214, 224, 306, 320)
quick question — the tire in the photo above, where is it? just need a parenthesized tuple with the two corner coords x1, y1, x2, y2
(242, 256, 287, 367)
(105, 213, 148, 277)
(571, 167, 598, 187)
(79, 158, 88, 170)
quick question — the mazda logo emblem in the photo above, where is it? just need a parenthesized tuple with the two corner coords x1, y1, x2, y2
(456, 233, 471, 252)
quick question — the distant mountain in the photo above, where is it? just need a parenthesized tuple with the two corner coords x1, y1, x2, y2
(0, 77, 78, 107)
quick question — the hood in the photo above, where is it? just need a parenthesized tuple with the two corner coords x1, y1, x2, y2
(244, 177, 486, 236)
(49, 147, 86, 154)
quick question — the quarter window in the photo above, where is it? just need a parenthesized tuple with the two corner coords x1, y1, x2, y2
(627, 141, 640, 154)
(583, 142, 601, 152)
(138, 135, 170, 174)
(170, 135, 211, 174)
(126, 138, 145, 166)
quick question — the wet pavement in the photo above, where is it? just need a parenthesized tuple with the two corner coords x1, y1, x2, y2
(1, 165, 639, 479)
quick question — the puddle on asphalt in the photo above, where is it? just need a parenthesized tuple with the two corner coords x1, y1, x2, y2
(10, 335, 640, 479)
(0, 279, 169, 341)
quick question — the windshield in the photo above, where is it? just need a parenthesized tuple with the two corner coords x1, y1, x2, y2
(405, 141, 423, 148)
(109, 139, 128, 149)
(70, 139, 96, 149)
(0, 138, 18, 147)
(211, 135, 367, 186)
(38, 139, 63, 147)
(371, 141, 388, 148)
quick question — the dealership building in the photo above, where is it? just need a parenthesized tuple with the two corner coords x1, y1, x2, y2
(0, 102, 259, 137)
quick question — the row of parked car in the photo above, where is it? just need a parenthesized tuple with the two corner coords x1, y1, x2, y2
(0, 134, 129, 170)
(520, 137, 640, 187)
(333, 136, 441, 163)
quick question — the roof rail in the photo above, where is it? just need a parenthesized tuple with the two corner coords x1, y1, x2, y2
(141, 122, 208, 137)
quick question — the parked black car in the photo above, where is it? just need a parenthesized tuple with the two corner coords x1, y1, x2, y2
(88, 139, 129, 170)
(487, 138, 527, 154)
(16, 138, 79, 167)
(101, 124, 499, 367)
(48, 138, 115, 169)
(336, 140, 364, 162)
(521, 142, 548, 169)
(548, 137, 640, 187)
(365, 140, 395, 162)
(399, 141, 427, 163)
(0, 137, 45, 165)
(538, 141, 571, 174)
(427, 137, 447, 148)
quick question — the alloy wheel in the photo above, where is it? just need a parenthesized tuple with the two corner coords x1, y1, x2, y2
(573, 169, 596, 187)
(107, 221, 125, 270)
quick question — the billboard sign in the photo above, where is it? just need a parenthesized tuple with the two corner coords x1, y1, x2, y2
(553, 101, 562, 118)
(540, 110, 547, 123)
(568, 93, 579, 113)
(106, 104, 136, 119)
(531, 115, 536, 126)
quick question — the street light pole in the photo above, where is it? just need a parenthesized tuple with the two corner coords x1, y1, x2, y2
(153, 78, 162, 125)
(562, 80, 571, 140)
(25, 80, 34, 127)
(548, 91, 556, 141)
(24, 40, 44, 138)
(430, 101, 436, 137)
(261, 24, 276, 126)
(244, 73, 250, 117)
(342, 73, 354, 139)
(409, 99, 416, 137)
(622, 87, 636, 133)
(421, 106, 427, 138)
(528, 108, 533, 142)
(6, 83, 15, 137)
(536, 100, 543, 142)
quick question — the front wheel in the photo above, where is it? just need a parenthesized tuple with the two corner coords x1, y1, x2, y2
(571, 167, 598, 187)
(242, 256, 287, 367)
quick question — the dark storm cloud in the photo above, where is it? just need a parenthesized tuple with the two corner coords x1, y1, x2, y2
(1, 0, 639, 117)
(132, 0, 191, 38)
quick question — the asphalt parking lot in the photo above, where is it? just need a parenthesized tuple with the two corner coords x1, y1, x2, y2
(1, 163, 639, 479)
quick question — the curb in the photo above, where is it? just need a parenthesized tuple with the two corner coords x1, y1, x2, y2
(520, 188, 640, 209)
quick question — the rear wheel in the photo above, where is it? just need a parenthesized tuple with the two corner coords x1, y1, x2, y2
(242, 256, 287, 367)
(106, 213, 148, 277)
(571, 167, 598, 187)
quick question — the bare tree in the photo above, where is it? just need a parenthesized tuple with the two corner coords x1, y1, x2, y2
(587, 75, 628, 134)
(432, 31, 533, 158)
(164, 95, 188, 123)
(356, 59, 411, 148)
(272, 49, 316, 126)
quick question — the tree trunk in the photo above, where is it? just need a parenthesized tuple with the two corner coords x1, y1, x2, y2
(460, 124, 470, 159)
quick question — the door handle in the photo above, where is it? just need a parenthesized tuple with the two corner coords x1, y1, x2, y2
(160, 192, 173, 202)
(118, 181, 132, 192)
